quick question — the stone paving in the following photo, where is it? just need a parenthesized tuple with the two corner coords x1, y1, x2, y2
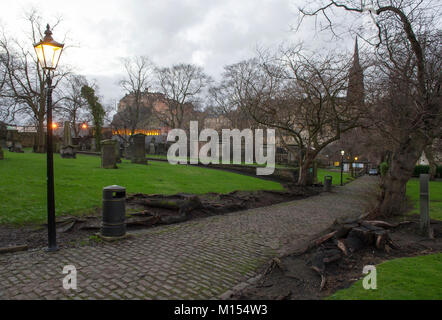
(0, 176, 378, 299)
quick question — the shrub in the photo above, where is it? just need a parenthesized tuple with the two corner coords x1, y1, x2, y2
(412, 165, 442, 178)
(437, 166, 442, 178)
(380, 162, 389, 177)
(413, 165, 429, 177)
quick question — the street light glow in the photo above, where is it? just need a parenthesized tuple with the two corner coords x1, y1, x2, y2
(33, 25, 64, 70)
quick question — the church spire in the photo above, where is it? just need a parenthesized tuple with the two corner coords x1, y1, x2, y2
(353, 37, 360, 66)
(347, 37, 364, 106)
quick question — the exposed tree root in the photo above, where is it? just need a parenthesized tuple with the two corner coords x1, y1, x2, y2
(304, 217, 406, 291)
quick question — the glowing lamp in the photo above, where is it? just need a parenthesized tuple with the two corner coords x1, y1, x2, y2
(33, 25, 64, 70)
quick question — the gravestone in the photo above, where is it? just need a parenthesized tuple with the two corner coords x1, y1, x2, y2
(0, 146, 3, 160)
(131, 133, 147, 165)
(55, 142, 61, 154)
(149, 137, 156, 155)
(124, 143, 134, 160)
(114, 140, 121, 163)
(0, 122, 7, 149)
(63, 121, 72, 146)
(101, 139, 118, 169)
(91, 138, 96, 152)
(60, 145, 76, 158)
(7, 129, 24, 153)
(11, 142, 24, 153)
(60, 121, 76, 158)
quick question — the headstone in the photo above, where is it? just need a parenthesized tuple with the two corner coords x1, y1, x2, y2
(101, 139, 118, 169)
(7, 129, 23, 152)
(91, 138, 96, 152)
(131, 134, 147, 165)
(124, 143, 134, 160)
(0, 146, 3, 160)
(63, 121, 72, 146)
(0, 123, 7, 149)
(55, 142, 61, 154)
(114, 140, 121, 163)
(419, 174, 433, 238)
(60, 145, 76, 158)
(149, 141, 155, 155)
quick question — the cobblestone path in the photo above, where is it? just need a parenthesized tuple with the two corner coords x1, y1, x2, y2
(0, 176, 378, 299)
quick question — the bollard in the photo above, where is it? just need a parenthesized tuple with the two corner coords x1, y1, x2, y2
(324, 175, 332, 192)
(101, 185, 126, 237)
(419, 174, 433, 238)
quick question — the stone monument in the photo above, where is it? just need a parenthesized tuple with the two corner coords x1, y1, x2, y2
(131, 133, 147, 165)
(101, 139, 118, 169)
(0, 122, 7, 149)
(60, 122, 76, 158)
(7, 129, 24, 153)
(149, 137, 156, 155)
(114, 139, 122, 163)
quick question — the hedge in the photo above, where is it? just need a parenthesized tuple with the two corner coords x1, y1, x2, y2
(413, 165, 442, 178)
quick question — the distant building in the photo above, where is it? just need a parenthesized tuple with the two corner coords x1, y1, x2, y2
(347, 37, 365, 107)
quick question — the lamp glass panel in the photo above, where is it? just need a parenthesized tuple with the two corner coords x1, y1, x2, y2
(34, 44, 46, 68)
(42, 44, 58, 69)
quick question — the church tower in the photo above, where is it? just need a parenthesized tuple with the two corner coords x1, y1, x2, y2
(346, 37, 364, 106)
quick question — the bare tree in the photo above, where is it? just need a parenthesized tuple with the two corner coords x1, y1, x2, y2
(217, 47, 363, 185)
(0, 10, 70, 152)
(153, 63, 211, 130)
(57, 74, 89, 137)
(113, 56, 155, 140)
(209, 80, 256, 131)
(299, 0, 441, 215)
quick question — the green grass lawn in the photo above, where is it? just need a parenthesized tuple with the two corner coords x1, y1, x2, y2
(317, 168, 351, 186)
(406, 178, 442, 220)
(0, 151, 283, 225)
(328, 253, 442, 300)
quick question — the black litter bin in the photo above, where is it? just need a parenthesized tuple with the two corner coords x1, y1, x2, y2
(101, 185, 126, 237)
(324, 175, 332, 192)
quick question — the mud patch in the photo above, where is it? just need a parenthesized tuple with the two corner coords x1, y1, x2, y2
(230, 216, 442, 300)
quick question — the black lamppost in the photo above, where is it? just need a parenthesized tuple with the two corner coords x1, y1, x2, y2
(34, 25, 64, 252)
(340, 150, 345, 186)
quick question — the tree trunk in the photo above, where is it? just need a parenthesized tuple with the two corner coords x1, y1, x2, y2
(297, 157, 313, 186)
(424, 146, 437, 181)
(378, 136, 427, 216)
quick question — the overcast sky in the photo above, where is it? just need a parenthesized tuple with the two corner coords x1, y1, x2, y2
(0, 0, 371, 108)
